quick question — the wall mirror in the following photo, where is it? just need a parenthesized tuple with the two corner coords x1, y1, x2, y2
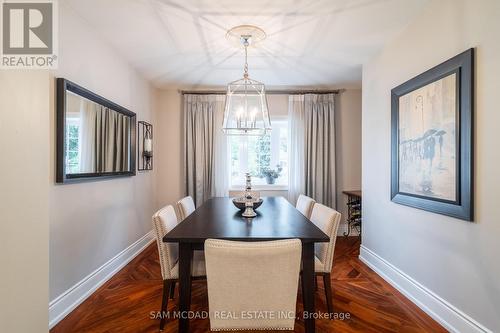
(56, 78, 136, 183)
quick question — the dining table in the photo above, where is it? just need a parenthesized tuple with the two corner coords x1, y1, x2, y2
(163, 196, 330, 333)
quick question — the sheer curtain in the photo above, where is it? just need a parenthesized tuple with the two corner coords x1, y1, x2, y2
(184, 94, 229, 207)
(288, 94, 336, 208)
(288, 95, 306, 205)
(79, 98, 97, 173)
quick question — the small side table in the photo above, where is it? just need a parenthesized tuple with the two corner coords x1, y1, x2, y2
(342, 190, 362, 239)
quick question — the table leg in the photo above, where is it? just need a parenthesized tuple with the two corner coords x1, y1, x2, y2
(302, 242, 315, 333)
(178, 243, 192, 333)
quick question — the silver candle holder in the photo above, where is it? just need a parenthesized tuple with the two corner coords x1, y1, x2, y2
(241, 173, 257, 218)
(242, 199, 257, 218)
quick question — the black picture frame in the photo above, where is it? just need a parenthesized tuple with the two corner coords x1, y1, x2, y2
(391, 48, 474, 221)
(56, 78, 136, 183)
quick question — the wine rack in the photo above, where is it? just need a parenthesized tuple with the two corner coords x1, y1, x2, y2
(342, 190, 362, 239)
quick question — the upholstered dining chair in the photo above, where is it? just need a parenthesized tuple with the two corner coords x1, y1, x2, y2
(296, 194, 316, 219)
(205, 239, 302, 331)
(152, 204, 206, 331)
(307, 203, 341, 316)
(176, 196, 195, 221)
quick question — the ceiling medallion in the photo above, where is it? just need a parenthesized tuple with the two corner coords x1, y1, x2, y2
(222, 25, 271, 136)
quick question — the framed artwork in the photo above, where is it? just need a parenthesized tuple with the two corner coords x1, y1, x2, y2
(391, 48, 474, 221)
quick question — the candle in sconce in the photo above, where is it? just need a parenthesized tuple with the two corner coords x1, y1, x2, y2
(250, 109, 257, 128)
(144, 138, 152, 152)
(236, 108, 244, 128)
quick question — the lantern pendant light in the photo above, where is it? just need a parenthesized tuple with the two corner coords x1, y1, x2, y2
(222, 25, 271, 136)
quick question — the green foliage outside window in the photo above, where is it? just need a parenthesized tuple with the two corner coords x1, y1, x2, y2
(66, 124, 80, 173)
(229, 119, 288, 186)
(254, 134, 271, 177)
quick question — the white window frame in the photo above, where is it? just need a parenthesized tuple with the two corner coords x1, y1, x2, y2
(229, 116, 288, 191)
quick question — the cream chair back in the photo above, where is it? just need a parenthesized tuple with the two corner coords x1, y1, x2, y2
(205, 239, 302, 331)
(296, 194, 315, 219)
(177, 196, 195, 221)
(152, 205, 179, 280)
(310, 203, 341, 273)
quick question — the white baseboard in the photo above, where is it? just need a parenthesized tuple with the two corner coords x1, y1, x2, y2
(49, 231, 155, 329)
(359, 245, 491, 333)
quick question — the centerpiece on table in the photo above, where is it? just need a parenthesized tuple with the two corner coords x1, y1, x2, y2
(232, 173, 263, 217)
(261, 165, 283, 184)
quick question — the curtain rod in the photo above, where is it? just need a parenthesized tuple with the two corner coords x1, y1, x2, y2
(178, 89, 345, 95)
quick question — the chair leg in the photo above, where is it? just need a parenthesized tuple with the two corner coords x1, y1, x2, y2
(322, 273, 333, 317)
(169, 280, 176, 299)
(160, 280, 172, 331)
(300, 275, 305, 302)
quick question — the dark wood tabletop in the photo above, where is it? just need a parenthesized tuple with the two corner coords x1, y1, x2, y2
(163, 196, 329, 243)
(342, 190, 362, 198)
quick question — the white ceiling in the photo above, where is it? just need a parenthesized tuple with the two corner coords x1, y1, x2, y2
(66, 0, 429, 89)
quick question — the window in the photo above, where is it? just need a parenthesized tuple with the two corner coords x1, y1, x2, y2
(65, 117, 80, 174)
(229, 119, 288, 187)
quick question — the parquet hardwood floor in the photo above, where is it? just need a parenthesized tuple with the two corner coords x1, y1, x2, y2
(51, 237, 447, 333)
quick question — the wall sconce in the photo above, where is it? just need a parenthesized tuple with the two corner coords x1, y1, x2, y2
(138, 121, 153, 171)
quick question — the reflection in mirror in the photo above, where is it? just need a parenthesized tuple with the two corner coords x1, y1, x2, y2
(65, 91, 131, 174)
(56, 78, 136, 183)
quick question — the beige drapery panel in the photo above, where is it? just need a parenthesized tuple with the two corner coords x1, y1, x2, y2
(288, 94, 336, 208)
(183, 94, 227, 207)
(79, 100, 130, 173)
(96, 106, 130, 172)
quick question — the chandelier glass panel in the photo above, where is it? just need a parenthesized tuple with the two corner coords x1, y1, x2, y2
(222, 26, 271, 136)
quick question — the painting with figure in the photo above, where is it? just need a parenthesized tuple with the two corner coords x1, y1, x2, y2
(398, 73, 457, 201)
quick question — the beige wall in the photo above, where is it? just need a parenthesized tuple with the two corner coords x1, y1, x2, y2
(336, 90, 362, 234)
(0, 71, 50, 332)
(49, 3, 157, 301)
(267, 94, 289, 117)
(362, 0, 500, 331)
(155, 90, 183, 208)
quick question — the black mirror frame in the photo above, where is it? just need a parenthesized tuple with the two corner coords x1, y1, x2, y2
(56, 78, 136, 183)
